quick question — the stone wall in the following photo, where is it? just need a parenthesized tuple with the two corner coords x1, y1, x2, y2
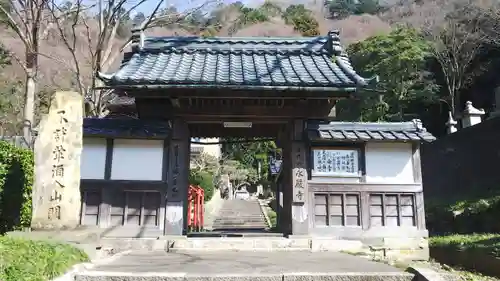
(430, 247, 500, 277)
(421, 117, 500, 200)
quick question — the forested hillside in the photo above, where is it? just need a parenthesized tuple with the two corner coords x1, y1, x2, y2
(1, 0, 499, 138)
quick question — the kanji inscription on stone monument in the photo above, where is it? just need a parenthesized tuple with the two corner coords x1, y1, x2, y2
(32, 91, 83, 229)
(292, 142, 308, 203)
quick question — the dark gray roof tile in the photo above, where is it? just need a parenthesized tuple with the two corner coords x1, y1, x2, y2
(98, 32, 376, 90)
(83, 118, 170, 138)
(308, 120, 436, 143)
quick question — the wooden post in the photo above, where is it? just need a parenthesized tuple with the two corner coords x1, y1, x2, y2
(277, 127, 291, 235)
(412, 143, 426, 230)
(165, 118, 189, 235)
(290, 119, 309, 235)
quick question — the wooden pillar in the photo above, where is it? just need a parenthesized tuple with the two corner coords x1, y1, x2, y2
(98, 138, 114, 228)
(412, 143, 426, 230)
(281, 120, 309, 236)
(281, 138, 292, 235)
(165, 118, 190, 235)
(289, 119, 309, 235)
(276, 129, 290, 234)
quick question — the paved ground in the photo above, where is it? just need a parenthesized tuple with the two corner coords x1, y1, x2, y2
(89, 251, 402, 274)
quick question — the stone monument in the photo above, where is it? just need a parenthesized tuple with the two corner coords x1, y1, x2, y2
(31, 91, 83, 229)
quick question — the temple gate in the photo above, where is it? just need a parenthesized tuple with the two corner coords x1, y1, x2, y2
(74, 29, 434, 258)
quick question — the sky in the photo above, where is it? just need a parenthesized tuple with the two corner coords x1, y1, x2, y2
(133, 0, 264, 16)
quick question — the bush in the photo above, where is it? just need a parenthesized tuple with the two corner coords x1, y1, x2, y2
(0, 236, 89, 281)
(426, 195, 500, 235)
(430, 233, 500, 257)
(268, 209, 277, 229)
(0, 141, 33, 233)
(189, 171, 215, 202)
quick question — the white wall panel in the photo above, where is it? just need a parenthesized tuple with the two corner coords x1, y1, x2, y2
(81, 138, 107, 179)
(365, 142, 414, 183)
(111, 139, 164, 181)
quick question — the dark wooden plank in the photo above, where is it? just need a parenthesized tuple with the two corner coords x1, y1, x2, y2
(122, 88, 353, 99)
(104, 139, 113, 180)
(81, 179, 167, 190)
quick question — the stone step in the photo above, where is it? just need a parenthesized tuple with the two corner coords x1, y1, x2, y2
(213, 218, 267, 223)
(210, 225, 268, 230)
(211, 199, 268, 232)
(169, 237, 310, 251)
(213, 222, 268, 228)
(75, 272, 415, 281)
(166, 237, 378, 252)
(213, 222, 267, 227)
(213, 221, 268, 226)
(216, 214, 265, 220)
(212, 224, 267, 231)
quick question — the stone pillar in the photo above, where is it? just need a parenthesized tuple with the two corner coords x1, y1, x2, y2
(165, 118, 190, 235)
(489, 88, 500, 119)
(462, 101, 485, 128)
(445, 111, 457, 134)
(31, 91, 83, 230)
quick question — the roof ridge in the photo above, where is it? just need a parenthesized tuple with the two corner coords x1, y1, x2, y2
(313, 119, 426, 132)
(143, 36, 329, 44)
(136, 48, 332, 55)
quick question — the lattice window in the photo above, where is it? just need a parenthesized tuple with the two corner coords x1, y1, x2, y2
(110, 191, 161, 226)
(314, 193, 360, 226)
(369, 194, 416, 227)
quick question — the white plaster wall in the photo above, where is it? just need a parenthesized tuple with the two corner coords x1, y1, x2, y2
(191, 137, 221, 159)
(111, 139, 164, 181)
(81, 138, 107, 179)
(365, 142, 414, 183)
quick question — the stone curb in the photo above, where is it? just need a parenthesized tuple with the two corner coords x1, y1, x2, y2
(74, 271, 415, 281)
(406, 266, 446, 281)
(258, 199, 273, 228)
(167, 248, 312, 252)
(50, 250, 132, 281)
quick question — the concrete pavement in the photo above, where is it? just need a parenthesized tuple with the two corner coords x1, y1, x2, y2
(86, 250, 404, 274)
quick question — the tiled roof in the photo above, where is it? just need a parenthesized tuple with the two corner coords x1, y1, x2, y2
(105, 94, 136, 112)
(98, 31, 377, 90)
(83, 118, 170, 138)
(307, 120, 436, 142)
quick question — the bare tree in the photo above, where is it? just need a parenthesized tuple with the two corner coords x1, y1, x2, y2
(48, 0, 218, 117)
(191, 152, 220, 175)
(423, 3, 490, 116)
(0, 0, 88, 142)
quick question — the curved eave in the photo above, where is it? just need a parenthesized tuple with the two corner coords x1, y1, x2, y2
(335, 56, 379, 88)
(309, 137, 436, 143)
(96, 82, 359, 92)
(97, 73, 377, 94)
(97, 74, 365, 96)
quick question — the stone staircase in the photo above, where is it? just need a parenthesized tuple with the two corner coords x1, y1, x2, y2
(211, 199, 268, 231)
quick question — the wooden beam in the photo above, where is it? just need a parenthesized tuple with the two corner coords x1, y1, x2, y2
(124, 88, 354, 99)
(175, 105, 333, 118)
(136, 100, 334, 119)
(189, 123, 284, 138)
(309, 182, 423, 193)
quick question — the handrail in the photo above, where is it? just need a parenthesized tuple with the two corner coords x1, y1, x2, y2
(187, 185, 205, 232)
